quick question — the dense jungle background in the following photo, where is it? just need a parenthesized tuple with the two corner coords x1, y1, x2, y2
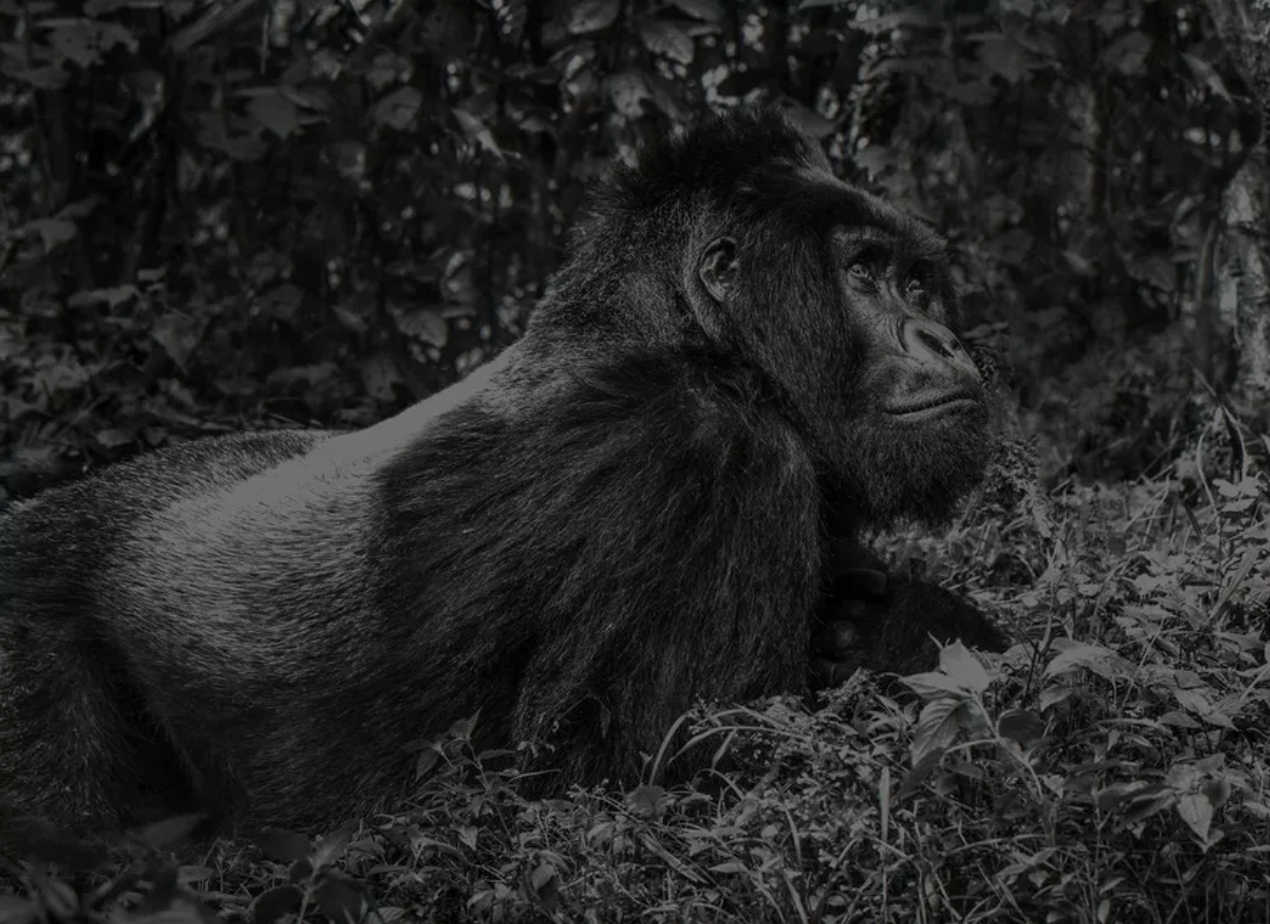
(2, 0, 1269, 922)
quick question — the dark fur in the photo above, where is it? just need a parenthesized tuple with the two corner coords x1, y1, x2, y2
(0, 108, 992, 835)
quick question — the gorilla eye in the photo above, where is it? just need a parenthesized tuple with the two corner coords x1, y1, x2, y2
(848, 262, 872, 280)
(906, 277, 926, 294)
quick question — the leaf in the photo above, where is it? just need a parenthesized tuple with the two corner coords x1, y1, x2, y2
(250, 885, 302, 924)
(848, 10, 939, 33)
(315, 877, 363, 924)
(253, 827, 312, 864)
(151, 314, 202, 372)
(938, 641, 992, 693)
(1102, 31, 1151, 76)
(910, 697, 964, 766)
(626, 784, 666, 817)
(668, 0, 723, 21)
(997, 708, 1044, 745)
(606, 70, 653, 118)
(2, 64, 67, 88)
(901, 670, 967, 700)
(640, 19, 695, 65)
(1043, 641, 1117, 679)
(26, 218, 77, 249)
(415, 746, 440, 778)
(95, 428, 133, 448)
(1175, 791, 1214, 841)
(895, 747, 941, 799)
(568, 0, 620, 34)
(259, 282, 304, 321)
(373, 86, 423, 131)
(1182, 53, 1230, 100)
(779, 103, 838, 139)
(43, 18, 137, 67)
(67, 285, 138, 307)
(984, 227, 1033, 267)
(451, 106, 501, 156)
(312, 828, 352, 868)
(974, 34, 1033, 84)
(395, 307, 447, 347)
(247, 90, 300, 140)
(360, 352, 402, 401)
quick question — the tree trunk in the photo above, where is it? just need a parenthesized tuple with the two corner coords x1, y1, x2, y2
(1200, 0, 1270, 428)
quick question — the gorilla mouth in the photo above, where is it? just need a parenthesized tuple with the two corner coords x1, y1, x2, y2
(884, 392, 980, 421)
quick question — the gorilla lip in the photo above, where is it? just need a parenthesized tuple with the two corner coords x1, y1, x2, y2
(884, 392, 980, 421)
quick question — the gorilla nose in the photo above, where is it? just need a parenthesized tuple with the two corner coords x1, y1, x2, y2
(900, 318, 981, 381)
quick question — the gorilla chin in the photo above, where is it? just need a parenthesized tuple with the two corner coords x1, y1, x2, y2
(837, 403, 991, 527)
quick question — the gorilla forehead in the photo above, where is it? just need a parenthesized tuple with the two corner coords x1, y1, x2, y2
(594, 107, 947, 260)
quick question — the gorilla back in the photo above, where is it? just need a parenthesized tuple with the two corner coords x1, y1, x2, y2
(0, 107, 990, 834)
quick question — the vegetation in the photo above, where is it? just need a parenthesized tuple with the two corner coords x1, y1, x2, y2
(1, 0, 1267, 921)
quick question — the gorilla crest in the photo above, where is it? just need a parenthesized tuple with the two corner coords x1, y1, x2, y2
(0, 107, 993, 835)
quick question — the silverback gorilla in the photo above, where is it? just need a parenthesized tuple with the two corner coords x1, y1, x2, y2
(0, 107, 999, 836)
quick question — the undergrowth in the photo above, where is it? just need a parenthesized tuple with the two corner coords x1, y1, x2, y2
(3, 464, 1267, 923)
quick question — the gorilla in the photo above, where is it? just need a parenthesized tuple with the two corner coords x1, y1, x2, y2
(0, 106, 1001, 836)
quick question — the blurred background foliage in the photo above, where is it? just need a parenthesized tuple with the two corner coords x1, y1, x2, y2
(1, 0, 1268, 499)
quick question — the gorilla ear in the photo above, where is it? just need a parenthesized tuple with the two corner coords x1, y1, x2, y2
(699, 237, 737, 303)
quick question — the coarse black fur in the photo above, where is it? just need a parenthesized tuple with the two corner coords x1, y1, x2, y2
(0, 107, 993, 836)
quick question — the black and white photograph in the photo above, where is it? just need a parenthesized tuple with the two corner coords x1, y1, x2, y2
(1, 0, 1268, 921)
